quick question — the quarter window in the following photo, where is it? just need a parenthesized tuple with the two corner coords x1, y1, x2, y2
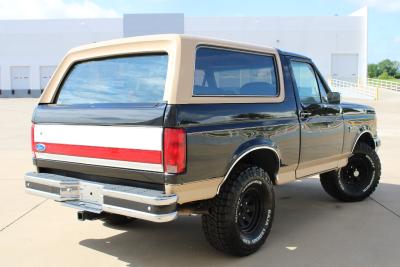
(193, 47, 278, 96)
(291, 61, 321, 105)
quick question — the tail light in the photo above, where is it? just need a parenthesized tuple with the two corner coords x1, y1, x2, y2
(31, 124, 36, 158)
(163, 128, 186, 174)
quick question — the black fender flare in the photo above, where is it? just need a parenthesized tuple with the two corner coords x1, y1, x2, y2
(217, 138, 281, 193)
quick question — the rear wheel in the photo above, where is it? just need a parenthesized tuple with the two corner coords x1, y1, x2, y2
(202, 165, 275, 256)
(320, 143, 381, 202)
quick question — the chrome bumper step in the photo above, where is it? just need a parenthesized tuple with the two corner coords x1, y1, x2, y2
(25, 172, 178, 223)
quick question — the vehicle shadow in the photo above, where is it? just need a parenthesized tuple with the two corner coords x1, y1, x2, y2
(79, 178, 399, 267)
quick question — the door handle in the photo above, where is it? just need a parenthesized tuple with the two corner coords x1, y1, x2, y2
(299, 111, 312, 119)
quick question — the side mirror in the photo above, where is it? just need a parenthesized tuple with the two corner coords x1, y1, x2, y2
(328, 92, 340, 104)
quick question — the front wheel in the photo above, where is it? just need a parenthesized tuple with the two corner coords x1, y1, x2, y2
(202, 165, 275, 256)
(320, 143, 381, 202)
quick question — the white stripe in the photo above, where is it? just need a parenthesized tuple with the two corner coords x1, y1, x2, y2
(36, 153, 163, 172)
(34, 125, 162, 151)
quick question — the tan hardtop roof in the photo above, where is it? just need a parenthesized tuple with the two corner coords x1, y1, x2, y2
(40, 34, 284, 104)
(68, 34, 278, 54)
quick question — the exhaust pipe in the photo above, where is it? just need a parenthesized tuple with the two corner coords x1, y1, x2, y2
(77, 210, 102, 221)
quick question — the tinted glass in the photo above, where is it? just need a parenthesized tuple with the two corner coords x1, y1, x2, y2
(56, 54, 168, 105)
(291, 61, 321, 104)
(193, 48, 278, 96)
(317, 74, 329, 103)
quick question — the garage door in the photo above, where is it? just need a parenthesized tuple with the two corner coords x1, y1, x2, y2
(11, 66, 30, 90)
(331, 54, 359, 83)
(40, 66, 56, 90)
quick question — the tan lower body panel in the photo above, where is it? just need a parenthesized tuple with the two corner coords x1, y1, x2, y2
(275, 155, 349, 185)
(295, 153, 350, 179)
(167, 154, 350, 203)
(276, 165, 297, 185)
(165, 177, 223, 204)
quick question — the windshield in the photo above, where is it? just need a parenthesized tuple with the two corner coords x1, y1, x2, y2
(56, 54, 168, 105)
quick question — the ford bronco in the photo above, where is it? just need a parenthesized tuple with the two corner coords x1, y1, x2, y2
(25, 34, 381, 256)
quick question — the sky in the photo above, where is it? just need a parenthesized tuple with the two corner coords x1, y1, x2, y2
(0, 0, 398, 63)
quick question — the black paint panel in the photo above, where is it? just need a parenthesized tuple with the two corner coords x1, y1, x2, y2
(36, 159, 165, 189)
(33, 103, 166, 126)
(180, 117, 300, 184)
(341, 102, 376, 153)
(341, 102, 375, 115)
(163, 55, 301, 184)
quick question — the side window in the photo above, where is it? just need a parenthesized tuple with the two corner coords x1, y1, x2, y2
(194, 69, 206, 87)
(317, 74, 329, 103)
(291, 61, 321, 105)
(193, 47, 278, 96)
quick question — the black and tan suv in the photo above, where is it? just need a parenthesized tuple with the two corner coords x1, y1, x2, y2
(25, 34, 381, 256)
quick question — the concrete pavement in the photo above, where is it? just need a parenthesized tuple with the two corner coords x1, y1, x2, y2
(0, 90, 399, 267)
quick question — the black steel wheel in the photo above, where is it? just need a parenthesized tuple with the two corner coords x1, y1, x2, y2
(237, 185, 263, 234)
(202, 165, 275, 256)
(339, 153, 375, 194)
(320, 142, 381, 202)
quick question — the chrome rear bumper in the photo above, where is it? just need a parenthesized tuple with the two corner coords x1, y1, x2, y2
(25, 172, 178, 223)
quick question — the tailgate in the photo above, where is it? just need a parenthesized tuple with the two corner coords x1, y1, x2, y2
(33, 123, 163, 172)
(32, 104, 166, 185)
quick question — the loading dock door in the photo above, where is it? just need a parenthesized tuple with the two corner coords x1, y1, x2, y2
(11, 66, 30, 91)
(331, 54, 359, 83)
(40, 66, 56, 90)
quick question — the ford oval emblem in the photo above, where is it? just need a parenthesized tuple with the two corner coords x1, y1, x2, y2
(35, 143, 46, 152)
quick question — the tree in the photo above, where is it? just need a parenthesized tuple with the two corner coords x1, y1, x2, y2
(368, 59, 400, 79)
(377, 59, 399, 77)
(368, 64, 379, 78)
(378, 71, 389, 80)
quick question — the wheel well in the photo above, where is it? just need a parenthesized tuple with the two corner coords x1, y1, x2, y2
(354, 132, 375, 151)
(230, 149, 280, 184)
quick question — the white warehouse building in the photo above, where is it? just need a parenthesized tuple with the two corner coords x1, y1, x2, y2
(0, 8, 368, 97)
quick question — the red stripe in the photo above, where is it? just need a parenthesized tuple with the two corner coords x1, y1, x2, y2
(34, 142, 162, 164)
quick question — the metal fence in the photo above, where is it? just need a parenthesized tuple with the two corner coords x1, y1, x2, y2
(367, 78, 400, 92)
(329, 79, 378, 100)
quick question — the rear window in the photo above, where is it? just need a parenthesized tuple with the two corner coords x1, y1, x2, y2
(56, 54, 168, 105)
(193, 47, 278, 96)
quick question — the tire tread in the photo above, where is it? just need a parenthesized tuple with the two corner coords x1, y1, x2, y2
(202, 164, 274, 256)
(320, 142, 381, 202)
